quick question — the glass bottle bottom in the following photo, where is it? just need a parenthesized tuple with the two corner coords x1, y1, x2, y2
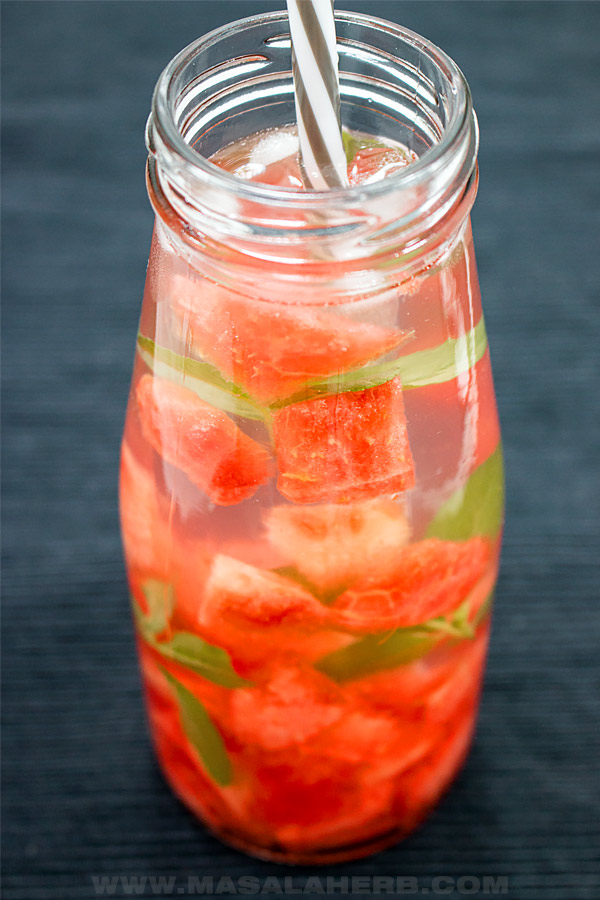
(154, 735, 474, 865)
(208, 823, 422, 866)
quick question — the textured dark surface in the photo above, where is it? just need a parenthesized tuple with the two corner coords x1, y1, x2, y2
(2, 2, 599, 898)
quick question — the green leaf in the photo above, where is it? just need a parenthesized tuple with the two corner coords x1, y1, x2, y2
(271, 565, 320, 595)
(133, 580, 248, 688)
(316, 599, 487, 682)
(271, 566, 347, 606)
(426, 601, 475, 640)
(137, 334, 268, 422)
(393, 317, 488, 391)
(139, 320, 488, 421)
(342, 130, 410, 166)
(342, 131, 383, 164)
(270, 318, 488, 409)
(316, 627, 437, 681)
(269, 355, 410, 409)
(139, 580, 173, 636)
(155, 631, 249, 688)
(473, 591, 494, 628)
(426, 445, 505, 541)
(161, 669, 233, 786)
(342, 130, 360, 164)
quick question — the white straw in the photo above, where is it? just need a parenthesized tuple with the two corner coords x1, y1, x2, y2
(287, 0, 348, 190)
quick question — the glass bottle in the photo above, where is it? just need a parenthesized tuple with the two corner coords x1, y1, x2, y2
(120, 10, 504, 864)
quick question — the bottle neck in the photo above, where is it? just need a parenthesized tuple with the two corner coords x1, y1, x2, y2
(146, 11, 478, 292)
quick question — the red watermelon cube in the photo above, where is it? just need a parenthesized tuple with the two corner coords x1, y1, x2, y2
(331, 537, 492, 632)
(273, 377, 415, 504)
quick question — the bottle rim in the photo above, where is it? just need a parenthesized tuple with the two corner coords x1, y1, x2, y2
(149, 9, 478, 210)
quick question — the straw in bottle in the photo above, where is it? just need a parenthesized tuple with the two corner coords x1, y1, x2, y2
(287, 0, 348, 190)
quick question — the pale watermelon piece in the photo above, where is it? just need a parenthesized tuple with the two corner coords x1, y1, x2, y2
(247, 151, 304, 189)
(200, 555, 330, 631)
(264, 497, 411, 592)
(198, 555, 333, 664)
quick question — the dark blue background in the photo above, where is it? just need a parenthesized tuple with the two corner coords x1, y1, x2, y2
(2, 2, 599, 898)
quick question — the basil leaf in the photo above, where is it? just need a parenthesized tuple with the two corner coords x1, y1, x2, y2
(342, 130, 412, 166)
(139, 320, 487, 420)
(133, 580, 248, 688)
(271, 566, 346, 606)
(426, 445, 505, 541)
(398, 317, 488, 390)
(156, 631, 249, 688)
(342, 131, 388, 164)
(137, 334, 268, 422)
(269, 356, 410, 409)
(270, 319, 488, 409)
(161, 669, 233, 786)
(139, 580, 173, 636)
(473, 591, 494, 628)
(316, 599, 488, 683)
(271, 565, 319, 595)
(316, 627, 436, 681)
(426, 601, 475, 640)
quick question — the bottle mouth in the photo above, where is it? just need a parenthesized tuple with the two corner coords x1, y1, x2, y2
(147, 9, 478, 249)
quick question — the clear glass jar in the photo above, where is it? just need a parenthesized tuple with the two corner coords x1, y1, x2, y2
(120, 10, 504, 864)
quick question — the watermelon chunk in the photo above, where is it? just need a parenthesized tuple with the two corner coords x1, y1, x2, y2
(422, 624, 489, 724)
(230, 667, 345, 752)
(246, 753, 375, 843)
(349, 621, 490, 724)
(248, 154, 304, 189)
(268, 772, 396, 853)
(235, 684, 431, 852)
(201, 555, 330, 631)
(198, 555, 339, 666)
(331, 537, 491, 632)
(136, 375, 272, 505)
(169, 274, 408, 403)
(317, 707, 433, 780)
(348, 145, 414, 186)
(348, 652, 454, 719)
(395, 703, 477, 823)
(264, 498, 411, 592)
(273, 377, 415, 504)
(120, 443, 171, 577)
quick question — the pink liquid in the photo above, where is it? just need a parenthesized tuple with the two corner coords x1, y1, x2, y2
(120, 128, 503, 863)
